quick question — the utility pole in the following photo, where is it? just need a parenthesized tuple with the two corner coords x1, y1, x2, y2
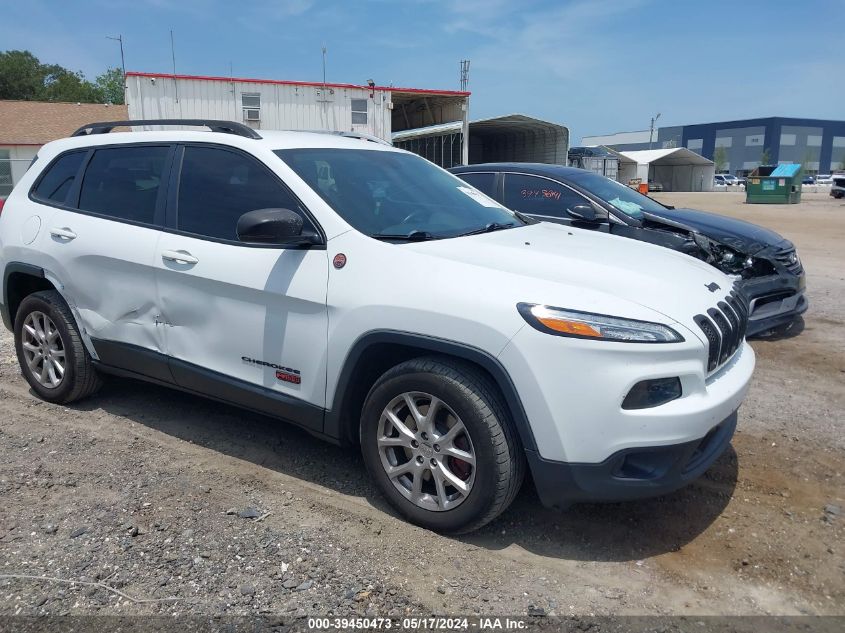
(106, 35, 126, 79)
(322, 45, 327, 87)
(170, 29, 180, 110)
(649, 112, 661, 149)
(106, 35, 126, 103)
(459, 60, 471, 166)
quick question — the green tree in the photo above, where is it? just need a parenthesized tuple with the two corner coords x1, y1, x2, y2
(713, 146, 729, 172)
(0, 49, 109, 103)
(760, 147, 772, 166)
(94, 68, 125, 105)
(0, 50, 44, 99)
(39, 64, 100, 102)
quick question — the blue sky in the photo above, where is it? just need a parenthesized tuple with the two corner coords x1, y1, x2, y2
(3, 0, 842, 140)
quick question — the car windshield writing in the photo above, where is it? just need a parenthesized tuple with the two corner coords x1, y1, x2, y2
(275, 148, 524, 239)
(567, 171, 666, 219)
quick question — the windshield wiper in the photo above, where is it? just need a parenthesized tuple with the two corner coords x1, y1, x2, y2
(370, 230, 435, 241)
(455, 222, 517, 238)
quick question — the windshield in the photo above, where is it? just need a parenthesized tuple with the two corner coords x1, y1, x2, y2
(275, 148, 524, 239)
(565, 170, 667, 220)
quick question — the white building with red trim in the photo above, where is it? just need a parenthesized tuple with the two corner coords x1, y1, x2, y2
(126, 71, 472, 166)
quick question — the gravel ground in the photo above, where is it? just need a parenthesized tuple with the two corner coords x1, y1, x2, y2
(0, 192, 843, 619)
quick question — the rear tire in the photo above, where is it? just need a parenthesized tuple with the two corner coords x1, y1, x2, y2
(360, 356, 524, 534)
(14, 290, 102, 404)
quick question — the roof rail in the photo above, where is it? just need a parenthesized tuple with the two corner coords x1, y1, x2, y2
(71, 119, 262, 140)
(304, 130, 392, 146)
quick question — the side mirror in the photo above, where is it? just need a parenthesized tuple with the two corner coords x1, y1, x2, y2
(566, 204, 603, 223)
(237, 208, 320, 246)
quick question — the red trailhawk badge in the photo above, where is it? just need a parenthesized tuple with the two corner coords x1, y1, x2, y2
(276, 370, 301, 385)
(333, 253, 347, 269)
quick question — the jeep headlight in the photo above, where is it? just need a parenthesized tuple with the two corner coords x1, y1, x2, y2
(517, 303, 684, 343)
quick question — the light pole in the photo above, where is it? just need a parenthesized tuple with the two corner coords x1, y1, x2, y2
(649, 112, 661, 149)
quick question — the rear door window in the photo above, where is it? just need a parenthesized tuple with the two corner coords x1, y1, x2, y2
(79, 146, 170, 224)
(176, 145, 313, 242)
(503, 173, 589, 218)
(32, 151, 86, 204)
(456, 172, 498, 199)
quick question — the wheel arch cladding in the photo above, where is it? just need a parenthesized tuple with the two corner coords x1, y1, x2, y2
(2, 263, 54, 331)
(325, 330, 538, 452)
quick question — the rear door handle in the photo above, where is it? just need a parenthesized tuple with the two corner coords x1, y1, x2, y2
(161, 249, 199, 265)
(50, 227, 77, 241)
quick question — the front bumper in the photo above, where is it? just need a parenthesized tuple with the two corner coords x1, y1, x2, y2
(499, 319, 755, 466)
(739, 272, 808, 336)
(528, 410, 737, 508)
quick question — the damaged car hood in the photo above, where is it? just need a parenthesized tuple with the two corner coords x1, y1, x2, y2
(643, 207, 789, 254)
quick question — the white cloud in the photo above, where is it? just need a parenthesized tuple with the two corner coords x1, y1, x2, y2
(443, 0, 649, 79)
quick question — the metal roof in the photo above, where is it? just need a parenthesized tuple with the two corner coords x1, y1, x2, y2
(391, 114, 569, 142)
(125, 72, 470, 97)
(469, 113, 569, 138)
(391, 120, 462, 142)
(770, 163, 801, 177)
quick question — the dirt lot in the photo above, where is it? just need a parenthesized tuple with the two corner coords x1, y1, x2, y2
(1, 192, 843, 618)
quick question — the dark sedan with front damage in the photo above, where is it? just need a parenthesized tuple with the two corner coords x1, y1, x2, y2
(450, 163, 807, 337)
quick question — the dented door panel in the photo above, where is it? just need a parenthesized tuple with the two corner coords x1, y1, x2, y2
(154, 234, 329, 410)
(35, 209, 164, 354)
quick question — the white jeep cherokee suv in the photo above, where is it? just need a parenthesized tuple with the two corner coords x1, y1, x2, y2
(0, 120, 755, 533)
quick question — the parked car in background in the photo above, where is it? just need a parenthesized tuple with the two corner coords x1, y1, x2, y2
(801, 175, 815, 185)
(715, 174, 741, 187)
(832, 175, 845, 199)
(815, 174, 833, 185)
(451, 163, 807, 337)
(648, 180, 663, 192)
(0, 121, 756, 534)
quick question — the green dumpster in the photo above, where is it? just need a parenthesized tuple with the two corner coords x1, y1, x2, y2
(746, 163, 802, 204)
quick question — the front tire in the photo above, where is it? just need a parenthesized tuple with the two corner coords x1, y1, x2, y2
(360, 356, 524, 534)
(14, 290, 102, 404)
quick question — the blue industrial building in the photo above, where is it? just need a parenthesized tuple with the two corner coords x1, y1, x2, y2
(583, 117, 845, 176)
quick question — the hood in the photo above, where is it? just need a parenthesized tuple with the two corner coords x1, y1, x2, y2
(403, 222, 736, 332)
(644, 207, 788, 254)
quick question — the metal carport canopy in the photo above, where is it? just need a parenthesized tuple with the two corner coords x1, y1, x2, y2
(468, 114, 569, 165)
(391, 114, 570, 166)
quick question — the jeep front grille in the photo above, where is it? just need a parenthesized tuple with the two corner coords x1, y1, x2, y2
(694, 290, 749, 373)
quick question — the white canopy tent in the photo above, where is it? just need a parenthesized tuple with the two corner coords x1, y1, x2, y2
(607, 147, 715, 192)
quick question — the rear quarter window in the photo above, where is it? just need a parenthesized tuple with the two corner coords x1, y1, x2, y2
(31, 151, 86, 204)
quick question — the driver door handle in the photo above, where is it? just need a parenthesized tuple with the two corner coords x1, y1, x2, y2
(50, 227, 77, 241)
(161, 250, 199, 265)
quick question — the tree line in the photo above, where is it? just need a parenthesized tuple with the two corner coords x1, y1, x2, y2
(0, 50, 124, 105)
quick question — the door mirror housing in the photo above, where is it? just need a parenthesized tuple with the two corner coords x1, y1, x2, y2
(237, 208, 320, 246)
(566, 204, 604, 223)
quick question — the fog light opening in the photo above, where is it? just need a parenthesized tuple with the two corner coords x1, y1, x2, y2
(622, 377, 682, 410)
